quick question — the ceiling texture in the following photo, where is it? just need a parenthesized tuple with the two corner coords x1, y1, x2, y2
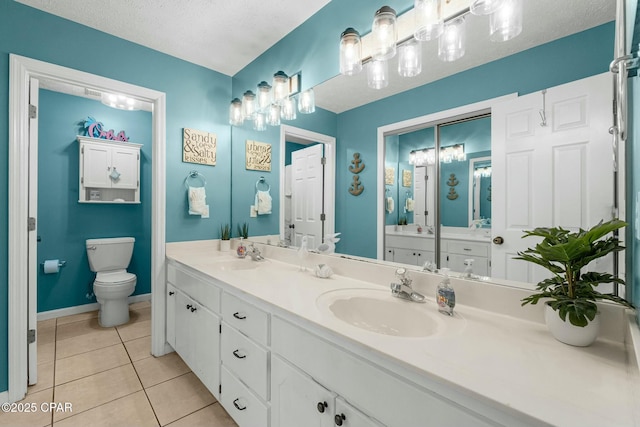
(17, 0, 615, 113)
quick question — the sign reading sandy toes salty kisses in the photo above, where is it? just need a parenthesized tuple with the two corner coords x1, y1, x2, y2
(183, 128, 217, 166)
(246, 140, 272, 171)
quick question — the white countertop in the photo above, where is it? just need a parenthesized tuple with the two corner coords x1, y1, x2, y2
(166, 241, 639, 427)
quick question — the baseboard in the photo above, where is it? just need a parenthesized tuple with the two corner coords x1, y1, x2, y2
(37, 293, 152, 321)
(0, 390, 8, 403)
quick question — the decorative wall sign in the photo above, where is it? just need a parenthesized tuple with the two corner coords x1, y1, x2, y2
(349, 175, 364, 196)
(83, 116, 129, 141)
(446, 173, 459, 200)
(183, 128, 217, 166)
(402, 170, 412, 187)
(384, 167, 395, 185)
(349, 152, 365, 173)
(245, 140, 272, 171)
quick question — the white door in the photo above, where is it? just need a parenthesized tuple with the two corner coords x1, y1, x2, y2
(292, 144, 324, 249)
(28, 77, 39, 385)
(492, 73, 613, 285)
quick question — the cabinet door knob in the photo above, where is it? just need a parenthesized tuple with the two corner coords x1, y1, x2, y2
(317, 401, 328, 413)
(335, 413, 346, 426)
(233, 312, 247, 320)
(232, 349, 246, 359)
(233, 398, 246, 411)
(168, 291, 174, 296)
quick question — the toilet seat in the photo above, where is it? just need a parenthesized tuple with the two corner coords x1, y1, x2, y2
(95, 271, 136, 286)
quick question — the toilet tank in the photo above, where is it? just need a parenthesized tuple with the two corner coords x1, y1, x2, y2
(86, 237, 135, 272)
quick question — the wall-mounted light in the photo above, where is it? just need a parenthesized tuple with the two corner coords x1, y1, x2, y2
(371, 6, 397, 60)
(398, 38, 422, 77)
(409, 145, 465, 166)
(242, 90, 256, 120)
(414, 0, 443, 41)
(441, 144, 466, 163)
(474, 166, 492, 178)
(299, 89, 316, 114)
(229, 98, 243, 126)
(470, 0, 505, 15)
(438, 16, 466, 62)
(257, 81, 272, 112)
(489, 0, 522, 42)
(272, 71, 289, 104)
(253, 112, 266, 131)
(367, 59, 389, 89)
(282, 97, 297, 120)
(340, 28, 363, 76)
(267, 104, 281, 126)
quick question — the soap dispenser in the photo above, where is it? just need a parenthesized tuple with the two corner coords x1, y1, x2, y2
(437, 268, 455, 316)
(236, 237, 247, 258)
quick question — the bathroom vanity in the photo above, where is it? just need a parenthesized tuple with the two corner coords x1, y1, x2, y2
(165, 241, 639, 427)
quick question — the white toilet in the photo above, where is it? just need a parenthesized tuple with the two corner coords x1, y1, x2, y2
(86, 237, 137, 327)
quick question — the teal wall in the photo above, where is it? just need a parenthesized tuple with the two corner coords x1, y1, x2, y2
(0, 1, 231, 393)
(38, 90, 152, 312)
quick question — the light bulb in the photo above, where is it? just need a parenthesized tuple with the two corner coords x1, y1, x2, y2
(340, 28, 363, 76)
(229, 98, 243, 126)
(257, 81, 272, 111)
(367, 59, 389, 89)
(371, 6, 397, 61)
(298, 89, 315, 114)
(272, 71, 289, 104)
(438, 16, 466, 62)
(398, 38, 422, 77)
(242, 90, 256, 120)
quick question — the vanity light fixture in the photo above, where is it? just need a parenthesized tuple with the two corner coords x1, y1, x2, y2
(474, 166, 492, 178)
(266, 103, 281, 126)
(242, 90, 257, 121)
(272, 71, 290, 104)
(489, 0, 522, 42)
(298, 89, 316, 114)
(371, 6, 398, 61)
(282, 96, 297, 120)
(367, 59, 389, 89)
(440, 144, 466, 163)
(229, 98, 243, 126)
(253, 112, 267, 131)
(414, 0, 443, 41)
(398, 38, 422, 77)
(340, 28, 363, 76)
(438, 15, 466, 62)
(257, 81, 272, 111)
(470, 0, 505, 16)
(409, 145, 464, 166)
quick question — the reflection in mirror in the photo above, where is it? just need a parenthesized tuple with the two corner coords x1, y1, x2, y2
(469, 156, 491, 226)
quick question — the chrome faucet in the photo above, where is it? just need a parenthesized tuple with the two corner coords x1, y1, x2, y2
(247, 243, 264, 261)
(422, 260, 438, 273)
(390, 268, 425, 303)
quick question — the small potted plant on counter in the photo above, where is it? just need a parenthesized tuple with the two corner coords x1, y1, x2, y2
(517, 219, 633, 346)
(219, 223, 231, 252)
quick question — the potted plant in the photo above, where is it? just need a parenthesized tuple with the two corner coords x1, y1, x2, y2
(237, 222, 249, 239)
(517, 219, 633, 346)
(219, 223, 231, 252)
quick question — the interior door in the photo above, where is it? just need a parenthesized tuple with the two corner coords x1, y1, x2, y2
(292, 143, 324, 249)
(28, 77, 39, 385)
(491, 73, 613, 285)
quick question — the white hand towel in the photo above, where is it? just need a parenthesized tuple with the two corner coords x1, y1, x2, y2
(405, 198, 414, 212)
(255, 190, 272, 215)
(188, 186, 209, 217)
(386, 197, 394, 213)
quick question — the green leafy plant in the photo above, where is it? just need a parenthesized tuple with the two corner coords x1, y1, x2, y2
(518, 219, 633, 327)
(237, 222, 249, 239)
(220, 224, 231, 240)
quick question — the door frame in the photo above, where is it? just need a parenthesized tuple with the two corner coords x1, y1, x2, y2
(8, 54, 167, 402)
(279, 125, 336, 244)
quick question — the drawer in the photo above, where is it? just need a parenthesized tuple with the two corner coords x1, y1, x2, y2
(385, 234, 435, 251)
(221, 322, 269, 400)
(167, 263, 220, 313)
(221, 293, 269, 346)
(445, 240, 489, 257)
(221, 366, 269, 427)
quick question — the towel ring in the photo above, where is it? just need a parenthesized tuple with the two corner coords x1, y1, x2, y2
(184, 171, 206, 189)
(256, 176, 270, 192)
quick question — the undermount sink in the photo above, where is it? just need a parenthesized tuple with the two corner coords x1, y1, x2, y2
(316, 288, 465, 338)
(211, 259, 260, 271)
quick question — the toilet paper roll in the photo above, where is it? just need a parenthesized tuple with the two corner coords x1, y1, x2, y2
(43, 259, 60, 274)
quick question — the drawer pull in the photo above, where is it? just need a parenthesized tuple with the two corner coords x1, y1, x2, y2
(232, 349, 247, 359)
(233, 398, 246, 411)
(233, 312, 247, 320)
(335, 413, 346, 426)
(317, 401, 328, 413)
(168, 291, 174, 296)
(463, 248, 472, 251)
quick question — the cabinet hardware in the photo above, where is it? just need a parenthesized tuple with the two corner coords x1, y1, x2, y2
(168, 291, 174, 296)
(233, 312, 247, 320)
(190, 306, 197, 312)
(493, 236, 504, 245)
(186, 304, 192, 310)
(335, 413, 346, 426)
(317, 401, 328, 413)
(233, 398, 247, 411)
(464, 248, 472, 251)
(232, 349, 247, 359)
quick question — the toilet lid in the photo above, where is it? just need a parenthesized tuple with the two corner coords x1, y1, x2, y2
(95, 271, 136, 285)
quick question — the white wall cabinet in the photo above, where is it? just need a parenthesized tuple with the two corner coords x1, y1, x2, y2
(77, 136, 142, 203)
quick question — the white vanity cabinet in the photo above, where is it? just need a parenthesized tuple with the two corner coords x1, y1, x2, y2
(384, 234, 435, 266)
(165, 263, 221, 398)
(441, 239, 490, 276)
(77, 136, 142, 203)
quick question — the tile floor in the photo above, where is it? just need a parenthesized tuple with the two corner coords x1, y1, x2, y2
(0, 301, 238, 427)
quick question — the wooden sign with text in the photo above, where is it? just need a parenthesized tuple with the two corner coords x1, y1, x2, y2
(183, 128, 217, 166)
(245, 140, 272, 171)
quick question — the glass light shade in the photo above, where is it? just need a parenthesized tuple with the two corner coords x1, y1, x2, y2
(340, 28, 363, 76)
(371, 6, 397, 60)
(438, 16, 466, 62)
(282, 97, 297, 120)
(470, 0, 505, 15)
(298, 89, 315, 114)
(490, 0, 522, 42)
(266, 104, 281, 126)
(409, 150, 416, 165)
(242, 90, 256, 120)
(253, 112, 266, 131)
(229, 98, 243, 126)
(272, 71, 289, 104)
(367, 59, 389, 89)
(257, 81, 272, 111)
(101, 92, 138, 111)
(398, 38, 422, 77)
(414, 0, 443, 41)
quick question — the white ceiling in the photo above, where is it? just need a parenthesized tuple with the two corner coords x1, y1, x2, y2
(20, 0, 615, 113)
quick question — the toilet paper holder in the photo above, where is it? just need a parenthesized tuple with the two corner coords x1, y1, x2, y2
(41, 260, 66, 268)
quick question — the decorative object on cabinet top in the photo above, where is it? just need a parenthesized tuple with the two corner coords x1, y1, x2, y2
(83, 116, 129, 142)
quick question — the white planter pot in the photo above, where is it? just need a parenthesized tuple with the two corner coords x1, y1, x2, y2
(219, 239, 231, 252)
(544, 303, 600, 347)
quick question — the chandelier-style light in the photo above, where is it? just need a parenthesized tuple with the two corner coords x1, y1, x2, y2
(398, 38, 422, 77)
(438, 16, 466, 62)
(371, 6, 397, 60)
(367, 59, 389, 89)
(229, 98, 243, 126)
(414, 0, 443, 41)
(340, 28, 363, 76)
(242, 90, 256, 121)
(298, 89, 316, 114)
(489, 0, 522, 42)
(470, 0, 504, 15)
